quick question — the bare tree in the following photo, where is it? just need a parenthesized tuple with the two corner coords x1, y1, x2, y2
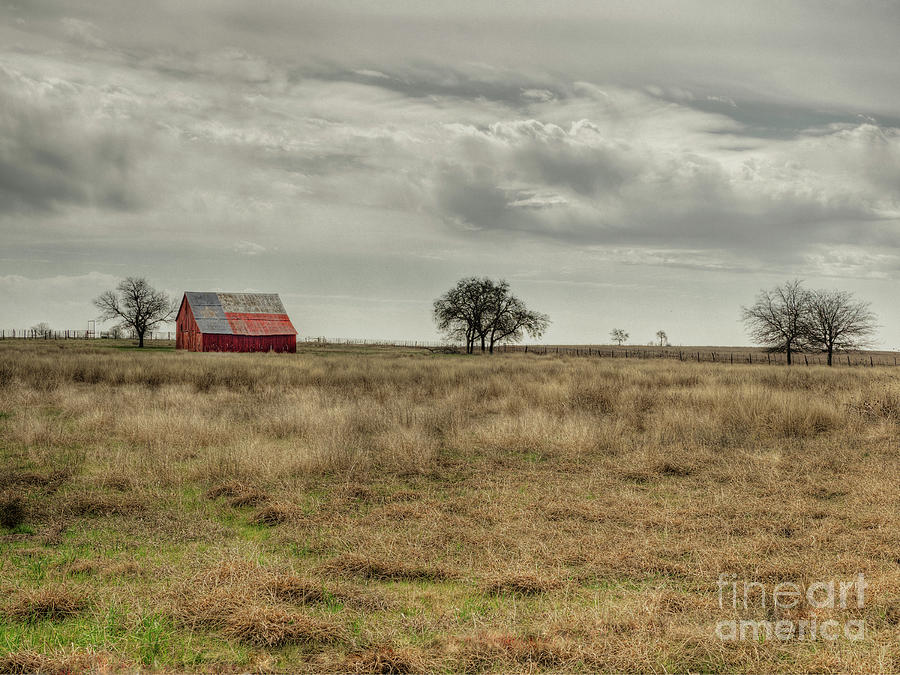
(610, 328, 628, 346)
(656, 330, 668, 347)
(741, 279, 808, 365)
(483, 282, 550, 353)
(94, 277, 176, 348)
(30, 322, 51, 338)
(803, 289, 877, 366)
(433, 277, 493, 353)
(434, 277, 549, 353)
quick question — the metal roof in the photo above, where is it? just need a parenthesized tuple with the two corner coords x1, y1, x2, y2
(183, 292, 296, 336)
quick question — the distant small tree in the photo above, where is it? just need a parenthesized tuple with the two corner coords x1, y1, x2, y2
(30, 322, 51, 338)
(803, 289, 877, 366)
(610, 328, 628, 345)
(656, 330, 668, 347)
(742, 280, 807, 365)
(94, 277, 176, 348)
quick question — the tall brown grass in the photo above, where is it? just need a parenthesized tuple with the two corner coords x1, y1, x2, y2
(2, 340, 900, 672)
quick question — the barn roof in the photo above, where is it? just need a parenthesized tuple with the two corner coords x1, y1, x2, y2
(182, 292, 296, 336)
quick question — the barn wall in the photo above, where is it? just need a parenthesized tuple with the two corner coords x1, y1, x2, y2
(176, 300, 202, 351)
(200, 333, 296, 353)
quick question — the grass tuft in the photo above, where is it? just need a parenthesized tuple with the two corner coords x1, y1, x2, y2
(6, 585, 88, 621)
(346, 646, 425, 674)
(248, 502, 295, 525)
(322, 553, 454, 582)
(224, 606, 346, 647)
(0, 648, 125, 675)
(482, 573, 560, 596)
(0, 491, 26, 528)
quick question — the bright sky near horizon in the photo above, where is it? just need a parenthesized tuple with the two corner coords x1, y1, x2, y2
(2, 1, 900, 346)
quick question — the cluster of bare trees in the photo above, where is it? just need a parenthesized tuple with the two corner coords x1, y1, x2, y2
(30, 322, 52, 337)
(609, 328, 669, 347)
(433, 277, 550, 353)
(742, 280, 877, 366)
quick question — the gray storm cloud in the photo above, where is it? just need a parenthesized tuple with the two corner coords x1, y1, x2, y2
(1, 1, 899, 345)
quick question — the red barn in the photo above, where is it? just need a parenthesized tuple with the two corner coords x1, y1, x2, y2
(176, 292, 297, 353)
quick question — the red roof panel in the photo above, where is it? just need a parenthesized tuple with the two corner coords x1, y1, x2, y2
(225, 312, 296, 336)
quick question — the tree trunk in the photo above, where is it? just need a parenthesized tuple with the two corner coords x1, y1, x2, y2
(480, 336, 486, 352)
(786, 343, 792, 365)
(138, 330, 145, 348)
(827, 345, 833, 366)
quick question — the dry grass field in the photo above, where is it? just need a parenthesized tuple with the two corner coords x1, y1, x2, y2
(2, 340, 900, 673)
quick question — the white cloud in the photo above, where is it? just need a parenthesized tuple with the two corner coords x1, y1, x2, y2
(233, 240, 266, 256)
(61, 17, 105, 48)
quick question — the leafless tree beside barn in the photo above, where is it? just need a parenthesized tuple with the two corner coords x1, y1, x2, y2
(94, 277, 176, 348)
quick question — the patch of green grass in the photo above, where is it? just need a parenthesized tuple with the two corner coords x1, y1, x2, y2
(0, 608, 249, 671)
(457, 595, 502, 623)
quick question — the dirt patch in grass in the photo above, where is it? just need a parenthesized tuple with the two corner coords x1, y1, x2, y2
(321, 553, 454, 582)
(6, 586, 88, 621)
(481, 572, 561, 596)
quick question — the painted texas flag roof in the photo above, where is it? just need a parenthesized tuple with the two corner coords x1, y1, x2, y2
(182, 292, 296, 336)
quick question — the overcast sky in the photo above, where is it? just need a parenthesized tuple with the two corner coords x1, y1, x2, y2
(2, 1, 900, 346)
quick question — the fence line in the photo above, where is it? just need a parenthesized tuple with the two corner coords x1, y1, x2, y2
(0, 329, 175, 340)
(3, 330, 897, 366)
(498, 344, 898, 367)
(299, 336, 456, 348)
